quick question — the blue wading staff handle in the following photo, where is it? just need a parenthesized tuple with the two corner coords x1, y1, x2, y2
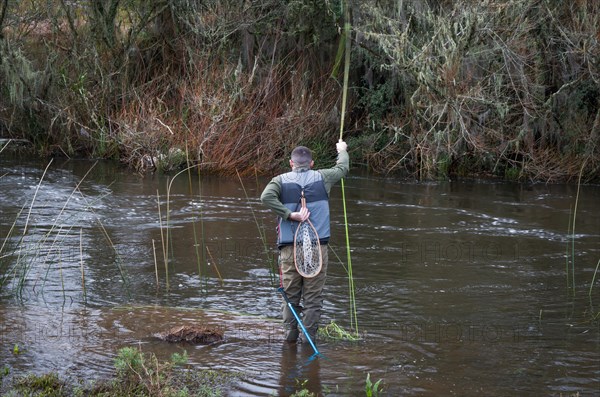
(278, 287, 320, 355)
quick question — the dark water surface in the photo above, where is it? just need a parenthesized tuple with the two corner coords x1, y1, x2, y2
(1, 157, 599, 396)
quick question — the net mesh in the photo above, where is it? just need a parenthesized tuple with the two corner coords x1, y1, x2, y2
(294, 221, 322, 277)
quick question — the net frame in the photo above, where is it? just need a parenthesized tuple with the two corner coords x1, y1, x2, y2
(293, 195, 323, 278)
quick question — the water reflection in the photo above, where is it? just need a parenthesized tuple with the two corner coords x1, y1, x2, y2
(279, 344, 321, 396)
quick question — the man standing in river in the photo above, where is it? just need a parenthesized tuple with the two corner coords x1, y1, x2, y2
(260, 139, 349, 344)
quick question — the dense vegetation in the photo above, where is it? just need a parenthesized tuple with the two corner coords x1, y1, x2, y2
(0, 0, 598, 181)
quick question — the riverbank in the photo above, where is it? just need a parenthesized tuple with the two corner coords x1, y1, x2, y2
(0, 347, 244, 397)
(1, 138, 598, 185)
(0, 346, 383, 397)
(1, 2, 598, 183)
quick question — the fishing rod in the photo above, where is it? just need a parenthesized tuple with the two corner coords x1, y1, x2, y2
(338, 0, 359, 337)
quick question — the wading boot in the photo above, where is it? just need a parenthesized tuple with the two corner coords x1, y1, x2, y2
(285, 327, 299, 343)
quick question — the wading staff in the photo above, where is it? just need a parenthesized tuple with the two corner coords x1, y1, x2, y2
(278, 287, 320, 355)
(337, 0, 359, 337)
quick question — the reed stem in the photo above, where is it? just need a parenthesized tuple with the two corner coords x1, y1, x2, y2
(566, 205, 572, 293)
(162, 164, 202, 282)
(152, 239, 159, 289)
(237, 170, 276, 282)
(0, 139, 11, 155)
(192, 169, 208, 290)
(157, 190, 167, 276)
(74, 186, 130, 297)
(0, 202, 26, 271)
(59, 251, 66, 304)
(338, 0, 359, 336)
(205, 246, 224, 286)
(80, 228, 87, 304)
(570, 159, 587, 295)
(23, 160, 53, 236)
(589, 258, 600, 298)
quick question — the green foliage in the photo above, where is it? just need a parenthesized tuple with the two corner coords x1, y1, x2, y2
(114, 346, 145, 378)
(365, 373, 383, 397)
(436, 152, 451, 180)
(114, 345, 189, 387)
(0, 346, 243, 397)
(357, 80, 397, 122)
(290, 379, 316, 397)
(170, 350, 189, 367)
(0, 365, 10, 381)
(504, 166, 521, 182)
(13, 372, 65, 397)
(318, 320, 360, 341)
(110, 346, 237, 396)
(290, 388, 316, 397)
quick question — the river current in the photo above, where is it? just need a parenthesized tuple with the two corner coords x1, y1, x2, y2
(0, 157, 598, 396)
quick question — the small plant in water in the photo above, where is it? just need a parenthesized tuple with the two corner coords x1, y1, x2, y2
(318, 320, 361, 341)
(365, 373, 383, 397)
(290, 379, 316, 397)
(0, 365, 9, 380)
(290, 389, 316, 397)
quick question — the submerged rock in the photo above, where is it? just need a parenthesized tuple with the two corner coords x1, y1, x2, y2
(157, 325, 224, 344)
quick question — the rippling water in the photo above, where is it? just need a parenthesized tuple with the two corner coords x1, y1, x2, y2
(1, 157, 599, 396)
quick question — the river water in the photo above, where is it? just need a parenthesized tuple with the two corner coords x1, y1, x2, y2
(0, 156, 598, 396)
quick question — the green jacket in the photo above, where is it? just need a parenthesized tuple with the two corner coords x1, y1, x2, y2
(260, 150, 349, 221)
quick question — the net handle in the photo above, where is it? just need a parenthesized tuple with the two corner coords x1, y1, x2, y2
(300, 191, 307, 211)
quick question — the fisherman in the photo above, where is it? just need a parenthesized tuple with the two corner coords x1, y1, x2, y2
(260, 139, 349, 344)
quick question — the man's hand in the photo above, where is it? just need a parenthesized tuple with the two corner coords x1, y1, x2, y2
(289, 206, 310, 222)
(337, 139, 347, 153)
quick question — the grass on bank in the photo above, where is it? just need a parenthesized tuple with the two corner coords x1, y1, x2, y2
(0, 346, 241, 397)
(0, 346, 385, 397)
